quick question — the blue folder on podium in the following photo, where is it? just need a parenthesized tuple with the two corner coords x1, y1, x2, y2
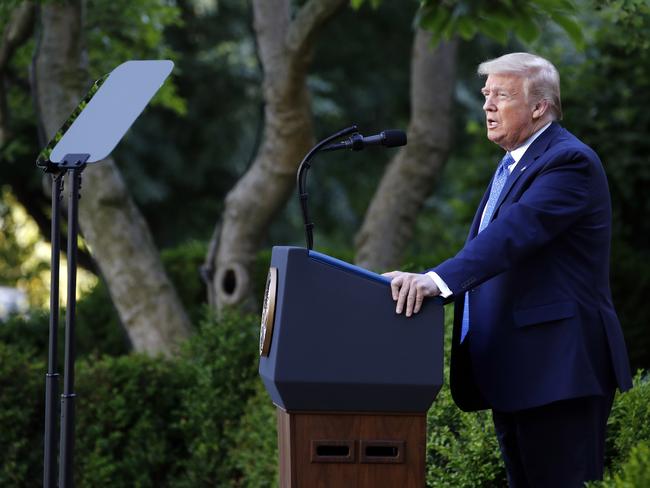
(259, 246, 444, 413)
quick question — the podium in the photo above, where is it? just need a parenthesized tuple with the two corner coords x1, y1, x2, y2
(259, 246, 444, 487)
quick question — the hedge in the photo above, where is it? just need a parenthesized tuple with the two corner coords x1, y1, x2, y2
(1, 309, 648, 486)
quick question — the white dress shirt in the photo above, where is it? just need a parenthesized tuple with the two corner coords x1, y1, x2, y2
(426, 122, 552, 297)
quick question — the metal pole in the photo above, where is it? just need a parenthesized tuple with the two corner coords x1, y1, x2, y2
(58, 165, 83, 488)
(43, 173, 64, 488)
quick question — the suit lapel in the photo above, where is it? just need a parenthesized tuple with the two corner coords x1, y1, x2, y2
(490, 122, 561, 221)
(467, 182, 491, 242)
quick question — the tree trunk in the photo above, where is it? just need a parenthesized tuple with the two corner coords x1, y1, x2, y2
(354, 32, 457, 271)
(0, 2, 35, 145)
(33, 0, 191, 355)
(211, 0, 345, 309)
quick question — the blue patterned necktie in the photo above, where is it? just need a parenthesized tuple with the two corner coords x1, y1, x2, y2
(460, 152, 514, 343)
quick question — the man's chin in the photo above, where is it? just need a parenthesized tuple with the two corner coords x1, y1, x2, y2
(486, 130, 500, 144)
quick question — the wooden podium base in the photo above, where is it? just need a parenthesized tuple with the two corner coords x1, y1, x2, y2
(276, 408, 426, 487)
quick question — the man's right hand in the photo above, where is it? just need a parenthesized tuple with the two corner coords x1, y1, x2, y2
(382, 271, 440, 317)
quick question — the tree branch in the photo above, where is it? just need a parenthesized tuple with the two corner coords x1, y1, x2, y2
(286, 0, 346, 56)
(33, 0, 192, 354)
(253, 0, 345, 98)
(212, 0, 346, 309)
(355, 32, 458, 270)
(0, 2, 35, 72)
(0, 2, 35, 146)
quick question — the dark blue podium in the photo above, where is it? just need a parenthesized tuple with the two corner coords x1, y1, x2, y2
(258, 247, 444, 487)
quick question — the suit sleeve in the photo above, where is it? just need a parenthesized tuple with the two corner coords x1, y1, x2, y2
(431, 147, 595, 296)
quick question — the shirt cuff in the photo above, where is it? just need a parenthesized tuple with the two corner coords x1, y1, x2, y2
(426, 271, 453, 298)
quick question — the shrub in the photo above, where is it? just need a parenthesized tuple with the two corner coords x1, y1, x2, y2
(74, 279, 130, 356)
(73, 354, 190, 487)
(225, 380, 278, 488)
(161, 241, 209, 322)
(0, 280, 129, 362)
(2, 304, 648, 487)
(594, 442, 650, 488)
(170, 308, 261, 486)
(0, 309, 52, 359)
(0, 307, 263, 487)
(426, 387, 505, 487)
(0, 343, 45, 486)
(606, 372, 650, 467)
(0, 342, 188, 487)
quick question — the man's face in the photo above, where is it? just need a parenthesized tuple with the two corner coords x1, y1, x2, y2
(481, 73, 539, 151)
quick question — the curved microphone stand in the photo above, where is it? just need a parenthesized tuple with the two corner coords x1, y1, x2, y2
(296, 125, 359, 250)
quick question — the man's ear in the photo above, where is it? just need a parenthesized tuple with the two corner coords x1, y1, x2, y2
(532, 99, 549, 120)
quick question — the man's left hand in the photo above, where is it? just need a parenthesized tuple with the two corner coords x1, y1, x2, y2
(382, 271, 440, 317)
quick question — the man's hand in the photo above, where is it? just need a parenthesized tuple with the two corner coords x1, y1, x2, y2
(382, 271, 440, 317)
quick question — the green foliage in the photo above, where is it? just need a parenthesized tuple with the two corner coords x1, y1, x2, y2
(0, 1, 22, 33)
(225, 380, 279, 488)
(73, 354, 190, 487)
(598, 442, 650, 487)
(0, 308, 264, 486)
(416, 0, 584, 48)
(350, 0, 382, 9)
(609, 241, 650, 371)
(0, 282, 129, 361)
(0, 188, 49, 299)
(86, 0, 186, 114)
(0, 310, 51, 358)
(2, 307, 650, 486)
(161, 240, 209, 321)
(528, 0, 650, 370)
(425, 311, 505, 487)
(172, 308, 261, 486)
(426, 387, 505, 487)
(606, 373, 650, 467)
(598, 0, 650, 52)
(75, 279, 131, 355)
(0, 343, 44, 486)
(108, 0, 263, 247)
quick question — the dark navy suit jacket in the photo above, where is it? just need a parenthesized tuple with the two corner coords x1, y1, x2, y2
(432, 122, 633, 413)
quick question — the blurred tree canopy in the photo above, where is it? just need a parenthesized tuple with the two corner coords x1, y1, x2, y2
(0, 0, 648, 367)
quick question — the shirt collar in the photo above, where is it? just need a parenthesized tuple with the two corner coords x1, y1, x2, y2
(509, 121, 552, 164)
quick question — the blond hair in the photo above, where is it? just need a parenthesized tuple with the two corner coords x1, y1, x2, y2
(478, 52, 562, 120)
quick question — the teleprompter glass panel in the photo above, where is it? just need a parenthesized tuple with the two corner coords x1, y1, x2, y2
(36, 60, 173, 167)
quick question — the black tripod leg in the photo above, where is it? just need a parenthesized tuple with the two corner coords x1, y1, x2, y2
(58, 166, 83, 488)
(43, 173, 63, 488)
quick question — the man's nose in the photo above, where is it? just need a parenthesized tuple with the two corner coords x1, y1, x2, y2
(483, 96, 496, 111)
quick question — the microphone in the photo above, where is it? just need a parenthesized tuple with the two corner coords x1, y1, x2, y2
(322, 130, 407, 152)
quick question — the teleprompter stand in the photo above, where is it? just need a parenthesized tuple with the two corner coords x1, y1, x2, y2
(37, 60, 174, 488)
(41, 155, 88, 488)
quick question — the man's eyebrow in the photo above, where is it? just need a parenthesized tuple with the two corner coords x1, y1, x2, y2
(482, 86, 514, 94)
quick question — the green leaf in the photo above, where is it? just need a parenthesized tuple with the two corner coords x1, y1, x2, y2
(419, 5, 452, 36)
(457, 16, 478, 41)
(350, 0, 381, 9)
(513, 12, 541, 44)
(476, 15, 509, 45)
(550, 12, 585, 50)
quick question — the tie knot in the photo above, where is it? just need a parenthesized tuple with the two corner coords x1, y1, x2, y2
(500, 152, 514, 170)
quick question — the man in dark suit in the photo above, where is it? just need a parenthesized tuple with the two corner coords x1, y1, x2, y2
(385, 52, 632, 487)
